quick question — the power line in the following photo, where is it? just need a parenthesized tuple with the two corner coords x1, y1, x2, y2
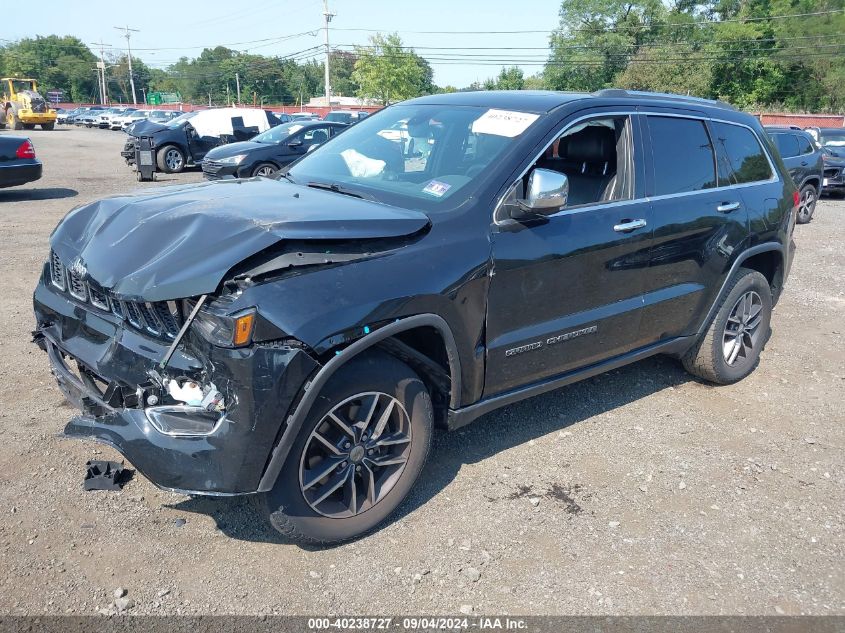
(327, 8, 845, 35)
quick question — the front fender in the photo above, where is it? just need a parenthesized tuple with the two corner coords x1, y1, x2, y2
(255, 313, 461, 492)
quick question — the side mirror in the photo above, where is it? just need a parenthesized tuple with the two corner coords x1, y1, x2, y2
(517, 168, 568, 215)
(288, 139, 303, 149)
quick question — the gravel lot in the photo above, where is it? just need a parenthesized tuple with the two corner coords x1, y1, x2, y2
(0, 127, 842, 617)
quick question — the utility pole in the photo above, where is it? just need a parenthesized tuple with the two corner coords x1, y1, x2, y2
(235, 72, 241, 105)
(323, 0, 335, 108)
(91, 41, 110, 105)
(114, 25, 140, 105)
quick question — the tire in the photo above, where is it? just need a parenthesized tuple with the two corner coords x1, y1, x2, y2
(796, 184, 817, 224)
(251, 162, 277, 178)
(7, 109, 22, 130)
(156, 145, 186, 173)
(22, 123, 35, 130)
(682, 268, 772, 385)
(41, 122, 55, 131)
(261, 350, 433, 544)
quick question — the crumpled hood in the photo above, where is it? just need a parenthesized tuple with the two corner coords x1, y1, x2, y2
(50, 178, 430, 301)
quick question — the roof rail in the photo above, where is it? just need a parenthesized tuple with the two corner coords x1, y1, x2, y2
(593, 89, 737, 111)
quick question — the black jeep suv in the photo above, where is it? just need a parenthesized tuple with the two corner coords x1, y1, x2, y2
(33, 90, 797, 543)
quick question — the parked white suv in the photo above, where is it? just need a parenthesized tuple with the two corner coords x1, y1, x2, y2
(113, 110, 148, 131)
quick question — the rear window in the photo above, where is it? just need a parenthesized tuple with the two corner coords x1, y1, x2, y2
(773, 133, 798, 158)
(648, 116, 716, 195)
(711, 122, 773, 185)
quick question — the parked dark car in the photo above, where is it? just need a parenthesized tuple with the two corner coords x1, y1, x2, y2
(820, 146, 845, 197)
(765, 126, 823, 223)
(121, 108, 285, 173)
(0, 135, 42, 188)
(34, 90, 797, 544)
(805, 127, 845, 197)
(202, 121, 347, 179)
(324, 110, 368, 124)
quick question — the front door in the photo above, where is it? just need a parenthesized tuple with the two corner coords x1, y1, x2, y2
(484, 112, 653, 397)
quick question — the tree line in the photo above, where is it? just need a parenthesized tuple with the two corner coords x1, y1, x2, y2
(1, 0, 843, 112)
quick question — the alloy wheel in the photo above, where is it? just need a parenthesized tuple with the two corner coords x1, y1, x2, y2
(165, 149, 183, 171)
(722, 290, 763, 366)
(798, 187, 816, 222)
(256, 165, 275, 177)
(299, 392, 412, 518)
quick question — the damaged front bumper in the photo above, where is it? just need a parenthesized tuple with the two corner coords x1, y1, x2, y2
(33, 274, 318, 495)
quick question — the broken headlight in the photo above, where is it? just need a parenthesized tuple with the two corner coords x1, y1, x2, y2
(192, 307, 255, 348)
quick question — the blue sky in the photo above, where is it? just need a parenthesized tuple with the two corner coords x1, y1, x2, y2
(5, 0, 562, 88)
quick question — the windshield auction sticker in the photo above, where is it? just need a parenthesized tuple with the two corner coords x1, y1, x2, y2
(422, 180, 452, 197)
(472, 109, 540, 137)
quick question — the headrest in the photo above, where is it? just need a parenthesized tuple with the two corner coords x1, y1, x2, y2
(562, 126, 615, 162)
(311, 130, 328, 144)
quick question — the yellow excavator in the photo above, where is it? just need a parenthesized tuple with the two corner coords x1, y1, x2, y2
(1, 78, 57, 130)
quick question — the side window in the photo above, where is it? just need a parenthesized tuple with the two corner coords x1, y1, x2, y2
(647, 116, 716, 195)
(796, 135, 814, 155)
(773, 133, 799, 158)
(530, 115, 634, 207)
(711, 122, 773, 185)
(301, 126, 330, 147)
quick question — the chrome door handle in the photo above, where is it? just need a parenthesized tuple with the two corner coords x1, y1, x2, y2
(613, 219, 647, 233)
(717, 201, 741, 213)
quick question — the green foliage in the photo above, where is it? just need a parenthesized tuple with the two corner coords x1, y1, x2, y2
(545, 0, 666, 92)
(0, 35, 97, 102)
(494, 66, 526, 90)
(546, 0, 845, 111)
(352, 34, 434, 105)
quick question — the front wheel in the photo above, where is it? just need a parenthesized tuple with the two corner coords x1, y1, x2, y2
(7, 109, 22, 130)
(261, 351, 433, 544)
(796, 184, 817, 224)
(42, 122, 55, 130)
(682, 268, 772, 384)
(156, 145, 185, 173)
(251, 162, 277, 178)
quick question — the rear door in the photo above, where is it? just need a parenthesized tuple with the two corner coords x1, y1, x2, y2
(637, 113, 750, 344)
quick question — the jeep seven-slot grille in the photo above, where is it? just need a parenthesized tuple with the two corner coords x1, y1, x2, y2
(48, 250, 184, 339)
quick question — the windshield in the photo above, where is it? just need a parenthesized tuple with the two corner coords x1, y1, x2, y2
(820, 130, 845, 147)
(11, 80, 35, 93)
(288, 103, 540, 210)
(253, 122, 305, 143)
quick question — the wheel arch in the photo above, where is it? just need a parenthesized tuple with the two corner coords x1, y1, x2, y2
(696, 243, 785, 339)
(799, 176, 820, 192)
(256, 314, 461, 492)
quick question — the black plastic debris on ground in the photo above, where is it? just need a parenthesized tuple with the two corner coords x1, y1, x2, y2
(84, 460, 133, 491)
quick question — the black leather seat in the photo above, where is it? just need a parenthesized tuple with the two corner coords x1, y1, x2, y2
(538, 125, 617, 206)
